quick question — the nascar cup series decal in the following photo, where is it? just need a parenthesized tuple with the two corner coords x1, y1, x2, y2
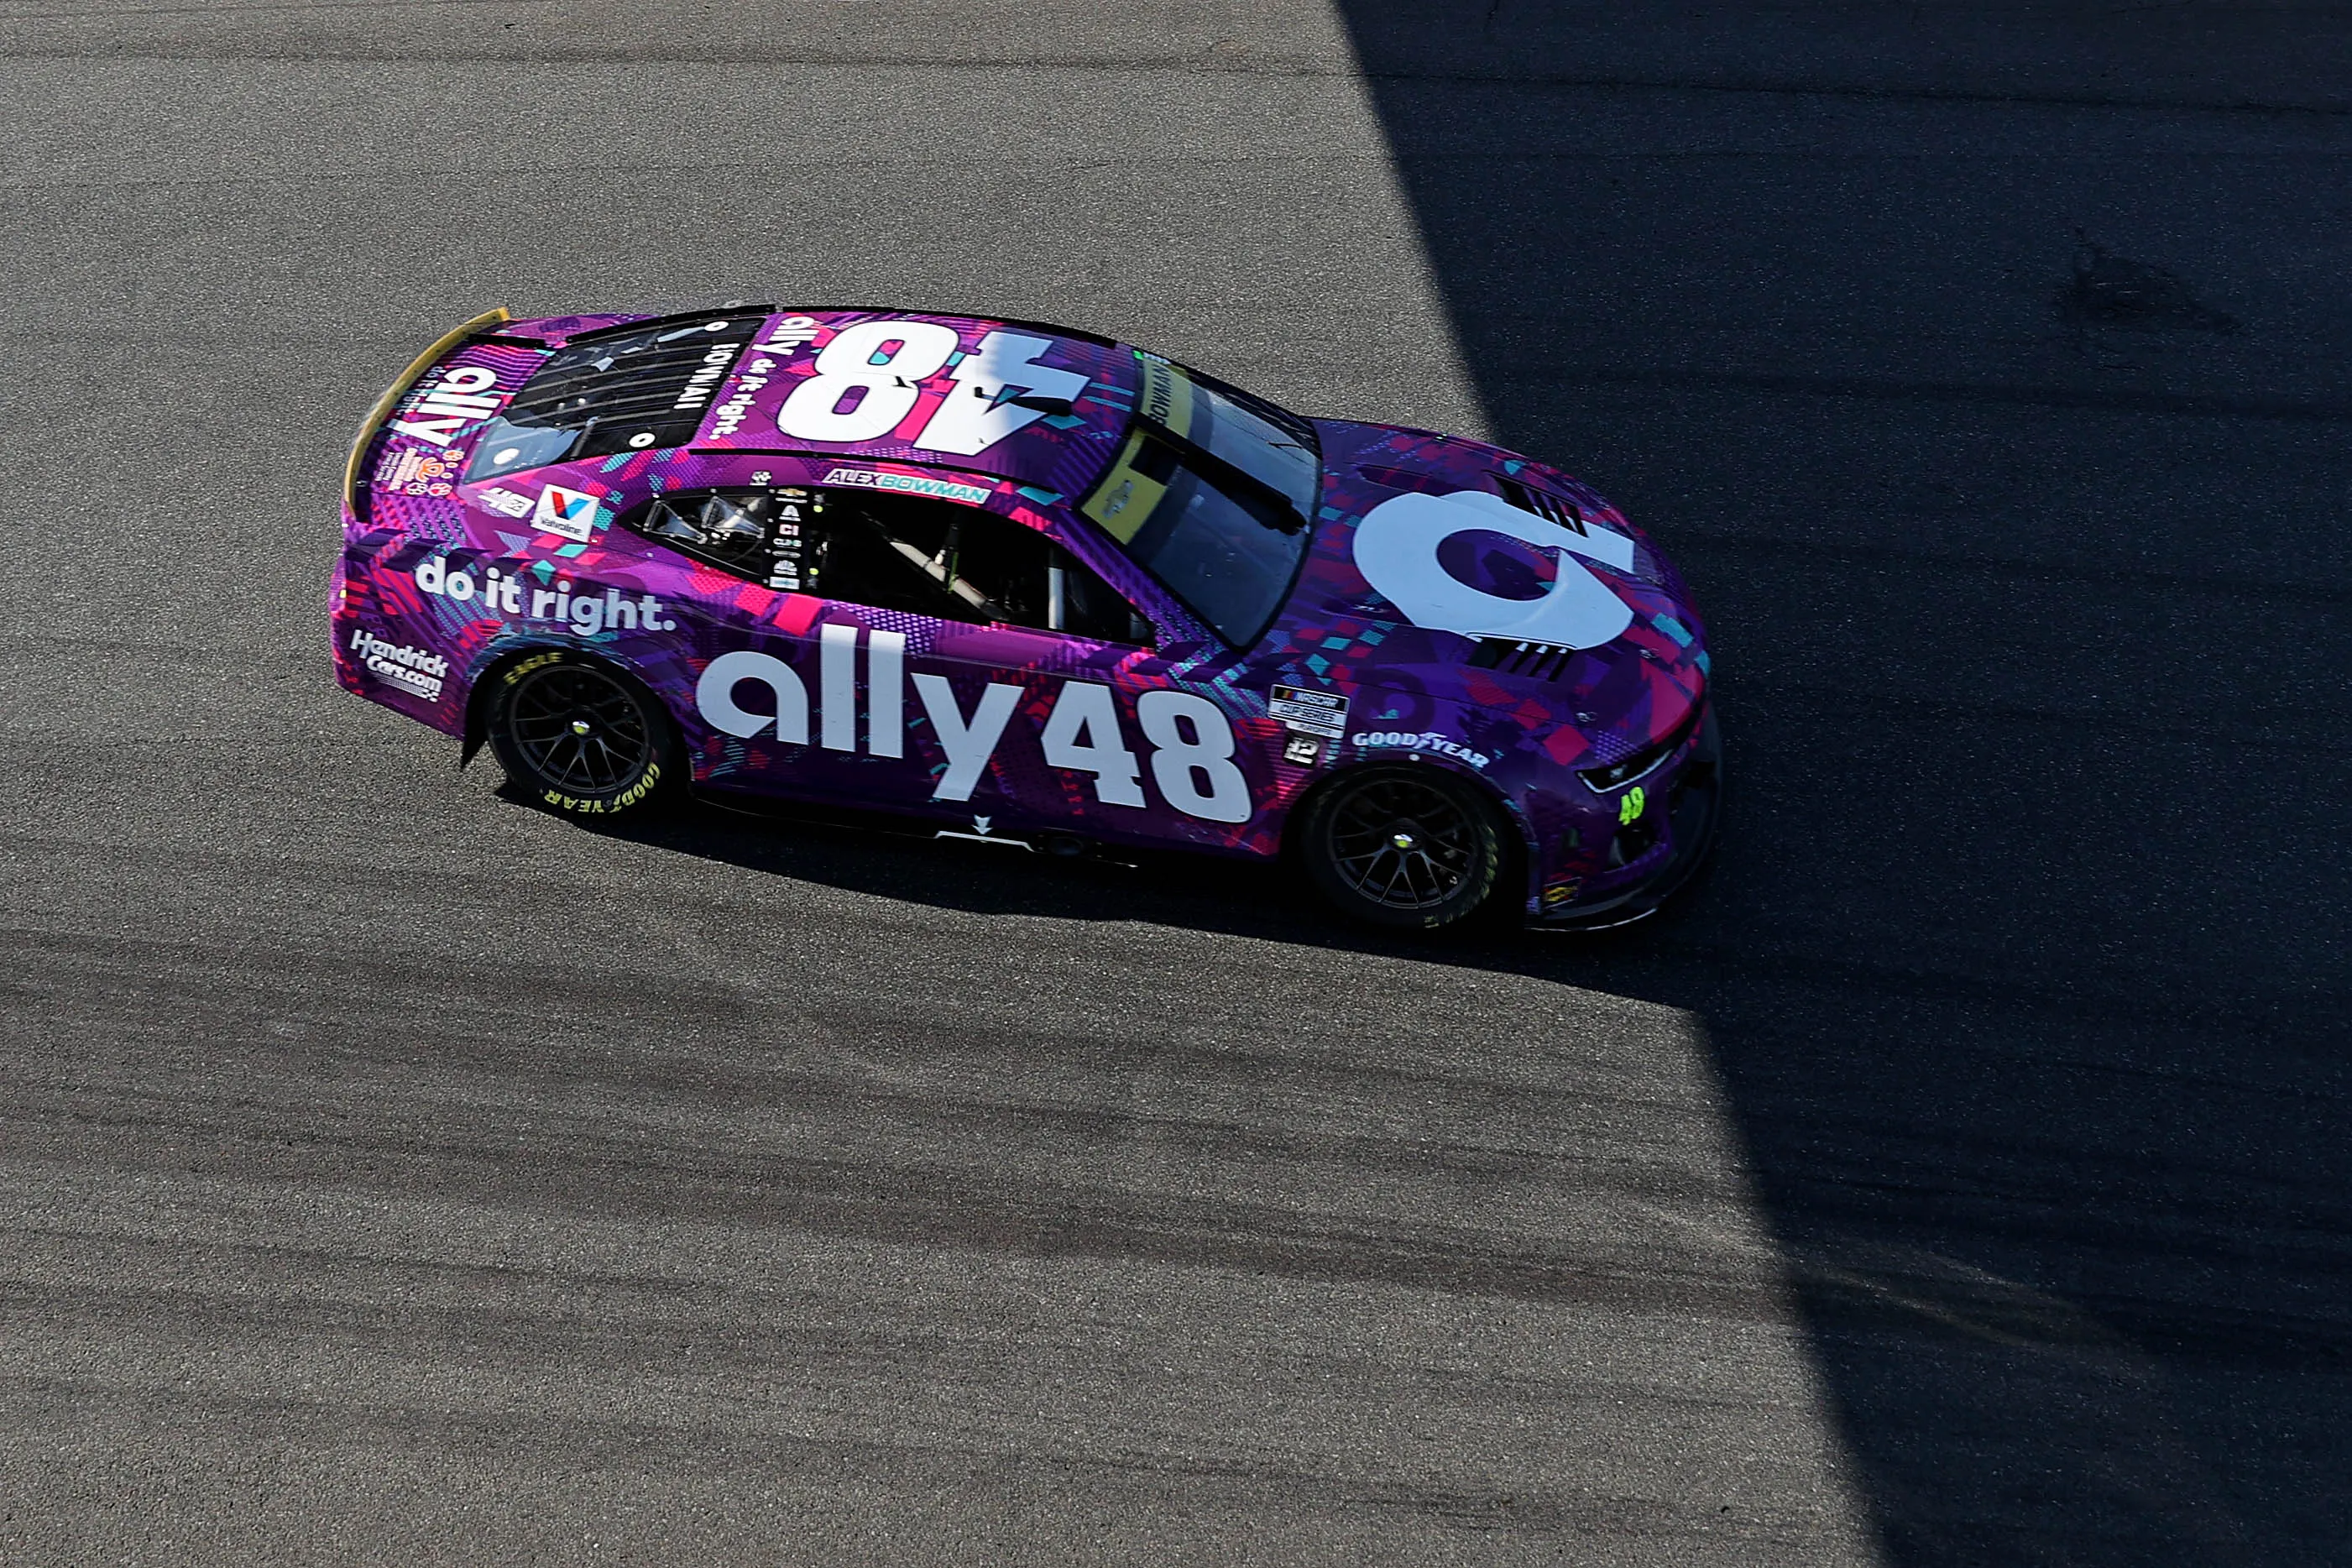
(1267, 683, 1348, 740)
(697, 632, 1252, 823)
(1351, 489, 1638, 649)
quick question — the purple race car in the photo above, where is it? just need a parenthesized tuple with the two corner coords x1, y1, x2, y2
(333, 306, 1719, 929)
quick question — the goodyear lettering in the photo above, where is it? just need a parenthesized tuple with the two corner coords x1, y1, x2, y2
(1350, 729, 1492, 770)
(546, 760, 662, 813)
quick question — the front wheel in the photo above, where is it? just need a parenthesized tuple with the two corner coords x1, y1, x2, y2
(1296, 766, 1510, 930)
(487, 650, 677, 818)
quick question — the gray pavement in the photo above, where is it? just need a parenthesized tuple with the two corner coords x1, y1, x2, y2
(1, 3, 2345, 1563)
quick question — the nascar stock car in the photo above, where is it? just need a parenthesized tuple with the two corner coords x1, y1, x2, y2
(333, 306, 1720, 929)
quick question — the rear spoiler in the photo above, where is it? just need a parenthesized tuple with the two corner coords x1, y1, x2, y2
(342, 307, 511, 513)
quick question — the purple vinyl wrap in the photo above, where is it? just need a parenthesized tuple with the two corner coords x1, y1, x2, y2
(333, 310, 1714, 919)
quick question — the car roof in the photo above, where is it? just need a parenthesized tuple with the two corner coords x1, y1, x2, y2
(529, 308, 1147, 503)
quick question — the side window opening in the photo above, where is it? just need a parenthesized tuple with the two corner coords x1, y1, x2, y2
(826, 492, 1151, 643)
(627, 487, 822, 590)
(813, 493, 959, 618)
(626, 483, 1152, 645)
(1050, 557, 1147, 643)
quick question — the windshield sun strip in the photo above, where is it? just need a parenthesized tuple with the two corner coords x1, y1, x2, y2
(1079, 428, 1314, 651)
(1083, 429, 1171, 544)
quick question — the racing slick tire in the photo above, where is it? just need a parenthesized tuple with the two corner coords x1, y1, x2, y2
(486, 649, 678, 818)
(1296, 765, 1511, 930)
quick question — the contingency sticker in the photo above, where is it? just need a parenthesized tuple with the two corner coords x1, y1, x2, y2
(1268, 683, 1348, 740)
(534, 484, 601, 542)
(766, 488, 818, 591)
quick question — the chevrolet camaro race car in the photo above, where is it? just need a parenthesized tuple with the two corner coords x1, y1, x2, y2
(333, 306, 1720, 929)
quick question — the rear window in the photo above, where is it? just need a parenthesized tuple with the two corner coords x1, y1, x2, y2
(463, 314, 766, 483)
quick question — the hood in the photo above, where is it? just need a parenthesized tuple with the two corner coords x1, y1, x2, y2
(1258, 421, 1709, 769)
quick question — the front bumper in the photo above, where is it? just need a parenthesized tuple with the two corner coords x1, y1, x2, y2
(1529, 706, 1723, 931)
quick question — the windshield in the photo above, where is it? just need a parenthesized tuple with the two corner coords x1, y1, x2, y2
(1079, 354, 1320, 646)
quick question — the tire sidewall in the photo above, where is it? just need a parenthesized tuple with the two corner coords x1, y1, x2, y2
(1298, 764, 1508, 930)
(486, 648, 677, 818)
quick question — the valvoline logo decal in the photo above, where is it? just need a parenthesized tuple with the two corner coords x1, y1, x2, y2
(532, 484, 601, 542)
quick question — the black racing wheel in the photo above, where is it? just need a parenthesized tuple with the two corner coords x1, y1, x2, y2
(1297, 766, 1510, 929)
(487, 650, 677, 817)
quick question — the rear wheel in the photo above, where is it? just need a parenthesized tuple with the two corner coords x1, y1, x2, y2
(1298, 766, 1509, 929)
(488, 651, 677, 818)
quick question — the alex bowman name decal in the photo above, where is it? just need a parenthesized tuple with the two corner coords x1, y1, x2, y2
(822, 468, 992, 506)
(1351, 488, 1639, 650)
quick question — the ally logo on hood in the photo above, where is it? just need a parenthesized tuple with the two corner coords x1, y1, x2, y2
(1351, 489, 1638, 650)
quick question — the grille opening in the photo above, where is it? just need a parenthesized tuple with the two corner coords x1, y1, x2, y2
(1356, 464, 1458, 496)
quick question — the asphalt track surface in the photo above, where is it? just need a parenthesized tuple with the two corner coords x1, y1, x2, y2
(3, 3, 2349, 1563)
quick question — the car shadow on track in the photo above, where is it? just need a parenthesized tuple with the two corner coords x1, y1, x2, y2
(539, 780, 1540, 954)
